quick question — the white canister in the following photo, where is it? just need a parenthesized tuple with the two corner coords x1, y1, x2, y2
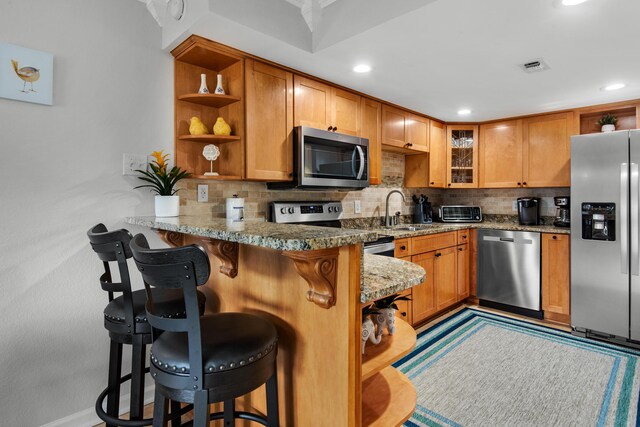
(226, 195, 244, 222)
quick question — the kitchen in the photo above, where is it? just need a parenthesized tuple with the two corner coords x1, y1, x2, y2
(2, 0, 640, 426)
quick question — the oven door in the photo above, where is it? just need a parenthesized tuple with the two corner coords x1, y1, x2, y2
(297, 126, 369, 188)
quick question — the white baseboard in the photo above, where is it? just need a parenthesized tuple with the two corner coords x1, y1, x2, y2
(40, 385, 155, 427)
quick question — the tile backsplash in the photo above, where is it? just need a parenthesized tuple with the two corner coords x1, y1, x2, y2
(178, 152, 569, 221)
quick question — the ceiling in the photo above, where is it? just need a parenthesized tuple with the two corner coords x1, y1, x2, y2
(154, 0, 640, 122)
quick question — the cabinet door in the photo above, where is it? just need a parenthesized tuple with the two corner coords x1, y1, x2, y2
(456, 244, 470, 301)
(479, 120, 523, 188)
(394, 290, 413, 325)
(429, 121, 447, 188)
(435, 246, 458, 311)
(542, 234, 570, 320)
(332, 88, 360, 136)
(245, 60, 293, 181)
(411, 251, 436, 324)
(447, 125, 479, 188)
(523, 112, 572, 187)
(361, 98, 382, 185)
(294, 76, 331, 130)
(407, 114, 429, 152)
(382, 105, 407, 149)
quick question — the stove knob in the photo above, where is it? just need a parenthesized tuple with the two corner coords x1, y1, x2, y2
(288, 207, 295, 214)
(280, 207, 287, 215)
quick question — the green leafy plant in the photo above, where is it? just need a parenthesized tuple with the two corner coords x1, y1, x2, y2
(597, 113, 618, 126)
(135, 150, 191, 196)
(373, 293, 412, 310)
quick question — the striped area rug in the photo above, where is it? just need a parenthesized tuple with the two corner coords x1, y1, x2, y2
(394, 308, 640, 427)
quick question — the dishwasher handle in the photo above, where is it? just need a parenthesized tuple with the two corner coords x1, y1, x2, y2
(499, 237, 514, 242)
(482, 235, 534, 244)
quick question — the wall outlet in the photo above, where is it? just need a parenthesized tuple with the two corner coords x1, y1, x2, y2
(197, 184, 209, 202)
(123, 153, 148, 176)
(354, 200, 361, 214)
(512, 200, 518, 211)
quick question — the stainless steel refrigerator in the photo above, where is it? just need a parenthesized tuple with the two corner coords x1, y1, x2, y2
(571, 129, 640, 348)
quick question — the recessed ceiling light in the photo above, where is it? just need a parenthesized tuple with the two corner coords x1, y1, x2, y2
(353, 64, 371, 73)
(562, 0, 588, 5)
(603, 83, 625, 91)
(458, 109, 472, 116)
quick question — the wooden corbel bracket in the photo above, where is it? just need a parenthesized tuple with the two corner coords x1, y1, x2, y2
(155, 230, 239, 278)
(283, 248, 339, 309)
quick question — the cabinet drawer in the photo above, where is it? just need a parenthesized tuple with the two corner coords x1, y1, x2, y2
(411, 232, 457, 255)
(457, 229, 470, 245)
(395, 239, 411, 257)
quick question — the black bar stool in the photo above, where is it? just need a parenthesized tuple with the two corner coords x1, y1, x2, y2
(87, 224, 205, 426)
(129, 233, 280, 427)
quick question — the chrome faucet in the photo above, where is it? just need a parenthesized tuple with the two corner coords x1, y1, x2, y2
(385, 190, 405, 226)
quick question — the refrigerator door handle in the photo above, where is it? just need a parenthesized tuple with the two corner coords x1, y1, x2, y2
(621, 163, 629, 274)
(631, 163, 639, 276)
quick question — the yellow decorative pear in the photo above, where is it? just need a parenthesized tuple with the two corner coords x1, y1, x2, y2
(213, 117, 231, 136)
(189, 117, 209, 135)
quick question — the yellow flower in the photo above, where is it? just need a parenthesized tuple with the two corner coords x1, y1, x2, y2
(151, 150, 169, 171)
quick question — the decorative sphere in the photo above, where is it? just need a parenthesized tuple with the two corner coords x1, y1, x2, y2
(203, 144, 220, 161)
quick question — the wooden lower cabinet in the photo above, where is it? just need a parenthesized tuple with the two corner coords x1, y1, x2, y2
(542, 233, 571, 323)
(411, 251, 437, 324)
(435, 247, 458, 311)
(395, 290, 413, 325)
(456, 243, 470, 301)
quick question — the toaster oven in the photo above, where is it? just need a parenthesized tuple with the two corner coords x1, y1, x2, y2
(438, 205, 482, 223)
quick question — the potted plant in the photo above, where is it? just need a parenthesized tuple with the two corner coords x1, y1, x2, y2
(135, 150, 191, 217)
(373, 293, 412, 338)
(597, 113, 618, 133)
(361, 305, 382, 355)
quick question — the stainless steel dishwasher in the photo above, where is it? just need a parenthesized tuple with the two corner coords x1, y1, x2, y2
(477, 229, 542, 318)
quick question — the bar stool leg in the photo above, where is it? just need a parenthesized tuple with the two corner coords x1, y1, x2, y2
(106, 339, 123, 427)
(223, 399, 235, 427)
(170, 400, 181, 427)
(130, 333, 146, 420)
(266, 368, 280, 427)
(153, 388, 168, 427)
(193, 390, 210, 427)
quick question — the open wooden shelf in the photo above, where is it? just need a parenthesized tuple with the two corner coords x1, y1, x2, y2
(362, 366, 416, 427)
(362, 318, 416, 381)
(178, 135, 241, 143)
(178, 93, 241, 108)
(190, 174, 242, 180)
(580, 106, 637, 135)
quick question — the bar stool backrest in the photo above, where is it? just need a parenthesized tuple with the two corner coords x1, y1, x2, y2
(129, 233, 211, 389)
(87, 223, 137, 331)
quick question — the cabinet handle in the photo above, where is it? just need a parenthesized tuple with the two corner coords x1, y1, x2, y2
(435, 252, 442, 257)
(401, 312, 407, 317)
(430, 182, 435, 185)
(552, 235, 557, 240)
(448, 183, 451, 187)
(462, 235, 467, 239)
(517, 182, 521, 186)
(523, 182, 527, 186)
(400, 245, 407, 250)
(458, 247, 463, 251)
(333, 126, 338, 132)
(328, 126, 333, 131)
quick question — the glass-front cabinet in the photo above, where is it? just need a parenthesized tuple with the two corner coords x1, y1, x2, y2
(447, 125, 479, 188)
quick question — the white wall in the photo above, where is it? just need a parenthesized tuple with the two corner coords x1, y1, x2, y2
(0, 1, 172, 425)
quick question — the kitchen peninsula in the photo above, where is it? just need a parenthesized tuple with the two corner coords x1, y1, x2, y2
(126, 216, 426, 426)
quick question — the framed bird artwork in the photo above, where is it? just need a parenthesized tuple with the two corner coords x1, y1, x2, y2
(0, 43, 53, 105)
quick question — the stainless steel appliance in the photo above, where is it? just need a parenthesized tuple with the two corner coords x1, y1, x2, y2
(571, 130, 640, 348)
(553, 196, 570, 228)
(269, 201, 394, 256)
(267, 126, 369, 190)
(412, 194, 433, 224)
(437, 205, 482, 223)
(517, 197, 540, 225)
(477, 229, 542, 318)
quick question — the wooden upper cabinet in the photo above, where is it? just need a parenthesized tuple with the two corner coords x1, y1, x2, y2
(447, 125, 479, 188)
(479, 120, 523, 188)
(542, 233, 570, 322)
(293, 75, 360, 135)
(382, 105, 429, 153)
(429, 121, 447, 188)
(523, 112, 572, 187)
(245, 60, 293, 181)
(361, 98, 382, 185)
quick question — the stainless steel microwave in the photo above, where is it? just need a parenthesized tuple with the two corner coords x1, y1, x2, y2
(268, 126, 370, 190)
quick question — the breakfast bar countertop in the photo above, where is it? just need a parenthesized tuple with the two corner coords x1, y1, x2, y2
(361, 253, 426, 303)
(125, 216, 378, 251)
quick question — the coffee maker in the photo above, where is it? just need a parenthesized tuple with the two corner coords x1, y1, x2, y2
(412, 194, 433, 224)
(517, 197, 540, 225)
(553, 196, 570, 227)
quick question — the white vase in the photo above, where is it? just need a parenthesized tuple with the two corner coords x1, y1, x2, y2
(155, 195, 180, 217)
(215, 74, 225, 95)
(198, 74, 209, 94)
(601, 124, 616, 132)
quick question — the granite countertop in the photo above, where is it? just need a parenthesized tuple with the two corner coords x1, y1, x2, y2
(365, 221, 570, 239)
(361, 253, 426, 303)
(125, 216, 378, 251)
